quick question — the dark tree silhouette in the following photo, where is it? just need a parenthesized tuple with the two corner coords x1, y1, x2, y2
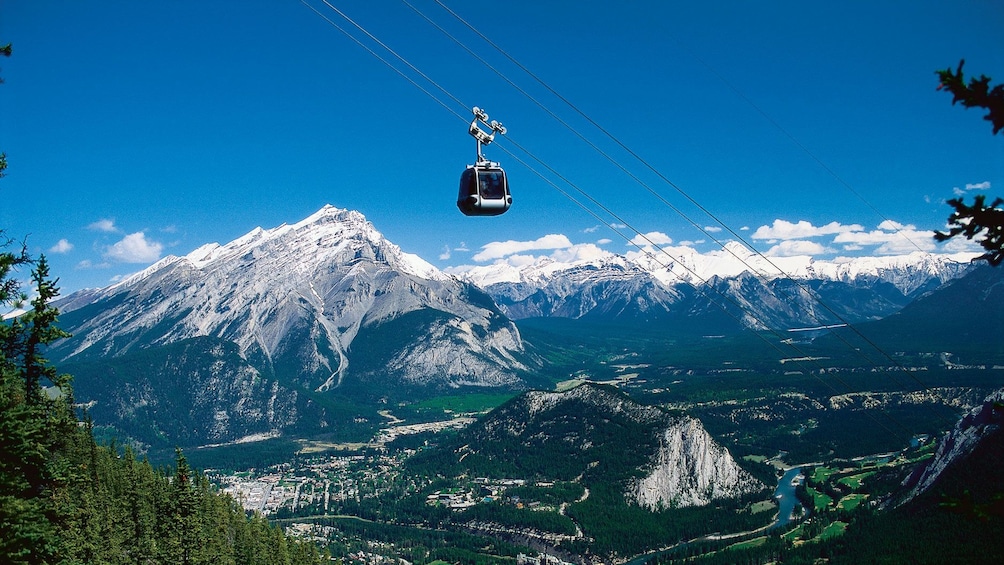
(933, 60, 1004, 265)
(937, 59, 1004, 134)
(0, 43, 9, 178)
(935, 195, 1004, 266)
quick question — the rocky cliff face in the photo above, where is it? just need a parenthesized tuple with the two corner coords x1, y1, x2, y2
(900, 387, 1004, 505)
(632, 416, 763, 509)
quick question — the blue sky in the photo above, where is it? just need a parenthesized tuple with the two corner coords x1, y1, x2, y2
(2, 1, 1002, 294)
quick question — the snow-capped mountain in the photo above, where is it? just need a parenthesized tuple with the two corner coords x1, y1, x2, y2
(55, 205, 531, 391)
(52, 206, 536, 445)
(454, 242, 978, 329)
(456, 241, 975, 293)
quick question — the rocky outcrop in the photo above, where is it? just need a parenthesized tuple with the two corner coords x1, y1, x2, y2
(899, 387, 1004, 505)
(455, 384, 764, 508)
(631, 416, 764, 509)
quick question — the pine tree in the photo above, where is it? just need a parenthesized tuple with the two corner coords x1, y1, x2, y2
(0, 250, 80, 564)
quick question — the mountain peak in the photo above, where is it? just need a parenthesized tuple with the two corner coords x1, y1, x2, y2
(167, 206, 390, 275)
(295, 204, 370, 232)
(53, 205, 532, 422)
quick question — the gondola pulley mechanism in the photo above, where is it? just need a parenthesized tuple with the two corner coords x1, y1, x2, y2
(457, 106, 511, 216)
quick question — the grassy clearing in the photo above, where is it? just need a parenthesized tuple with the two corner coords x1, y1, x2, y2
(783, 524, 804, 542)
(818, 521, 848, 541)
(726, 536, 767, 551)
(297, 440, 374, 454)
(806, 486, 832, 512)
(554, 378, 587, 392)
(810, 466, 836, 484)
(837, 471, 875, 490)
(411, 393, 516, 414)
(837, 494, 868, 512)
(750, 500, 776, 514)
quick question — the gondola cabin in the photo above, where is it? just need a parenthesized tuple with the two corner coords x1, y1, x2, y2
(457, 161, 511, 216)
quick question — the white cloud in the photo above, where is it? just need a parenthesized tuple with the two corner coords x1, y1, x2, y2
(765, 240, 831, 257)
(953, 181, 992, 196)
(583, 225, 602, 233)
(49, 239, 74, 254)
(76, 259, 110, 270)
(704, 226, 722, 233)
(752, 219, 863, 242)
(877, 239, 936, 254)
(877, 219, 909, 231)
(628, 231, 673, 247)
(939, 235, 983, 254)
(500, 254, 540, 267)
(833, 226, 935, 254)
(438, 241, 470, 261)
(455, 243, 615, 272)
(551, 243, 612, 263)
(473, 234, 573, 261)
(610, 223, 627, 229)
(103, 232, 163, 263)
(88, 218, 119, 233)
(746, 218, 948, 256)
(596, 238, 612, 245)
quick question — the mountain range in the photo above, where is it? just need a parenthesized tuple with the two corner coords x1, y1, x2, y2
(454, 241, 978, 331)
(49, 205, 995, 447)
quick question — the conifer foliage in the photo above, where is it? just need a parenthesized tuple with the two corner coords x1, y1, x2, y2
(0, 240, 324, 564)
(933, 60, 1004, 266)
(0, 42, 321, 563)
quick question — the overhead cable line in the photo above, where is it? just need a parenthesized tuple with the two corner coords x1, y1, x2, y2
(301, 0, 467, 119)
(494, 137, 915, 444)
(300, 0, 920, 443)
(420, 0, 962, 428)
(666, 34, 931, 255)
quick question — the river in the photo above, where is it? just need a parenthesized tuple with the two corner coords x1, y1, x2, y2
(770, 466, 805, 530)
(624, 465, 806, 565)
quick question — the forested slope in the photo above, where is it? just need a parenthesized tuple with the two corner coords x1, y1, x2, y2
(0, 251, 322, 564)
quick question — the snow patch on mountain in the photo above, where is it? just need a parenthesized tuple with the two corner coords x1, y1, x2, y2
(54, 205, 529, 392)
(455, 240, 978, 296)
(450, 240, 978, 326)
